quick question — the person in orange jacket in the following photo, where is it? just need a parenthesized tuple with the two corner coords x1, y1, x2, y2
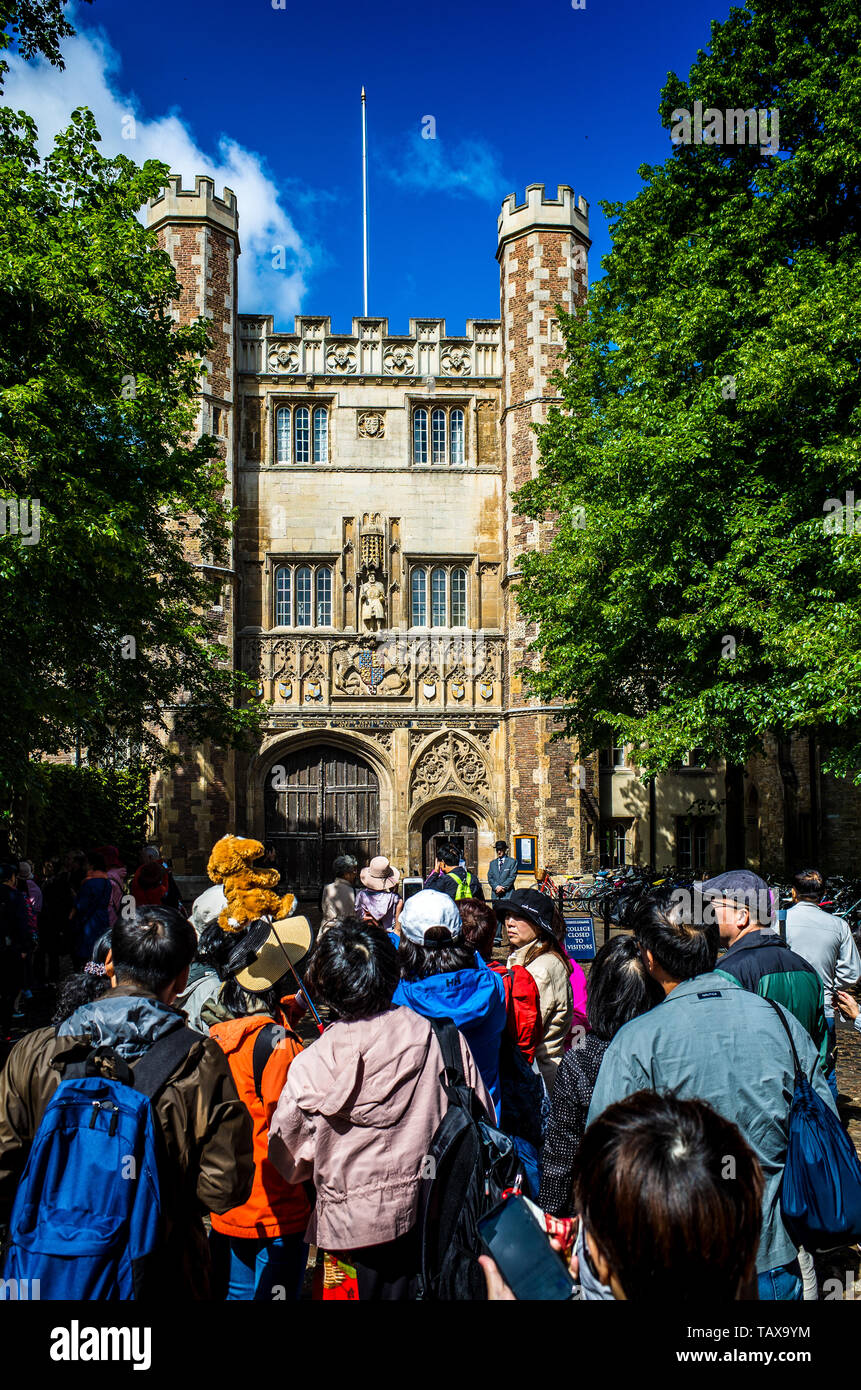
(204, 914, 315, 1300)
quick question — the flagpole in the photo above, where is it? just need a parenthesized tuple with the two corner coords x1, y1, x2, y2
(361, 86, 368, 316)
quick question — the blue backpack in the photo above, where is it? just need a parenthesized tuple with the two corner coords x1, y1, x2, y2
(766, 999, 861, 1249)
(3, 1028, 196, 1299)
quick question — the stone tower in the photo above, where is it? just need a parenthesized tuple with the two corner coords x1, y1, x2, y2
(146, 177, 240, 878)
(497, 185, 599, 874)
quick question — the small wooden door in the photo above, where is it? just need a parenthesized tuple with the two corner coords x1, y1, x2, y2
(422, 811, 478, 880)
(265, 744, 380, 898)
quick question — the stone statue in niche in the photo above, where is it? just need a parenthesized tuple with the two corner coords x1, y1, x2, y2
(360, 567, 387, 632)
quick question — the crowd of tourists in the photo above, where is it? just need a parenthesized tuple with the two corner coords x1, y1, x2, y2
(1, 840, 860, 1301)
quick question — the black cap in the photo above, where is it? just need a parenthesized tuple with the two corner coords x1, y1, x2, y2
(494, 840, 508, 852)
(494, 887, 560, 940)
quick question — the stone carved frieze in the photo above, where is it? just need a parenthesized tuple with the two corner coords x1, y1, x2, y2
(241, 635, 503, 708)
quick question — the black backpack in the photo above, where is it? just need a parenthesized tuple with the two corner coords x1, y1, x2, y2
(415, 1017, 520, 1300)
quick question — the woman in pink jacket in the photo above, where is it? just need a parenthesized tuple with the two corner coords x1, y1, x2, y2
(268, 916, 492, 1300)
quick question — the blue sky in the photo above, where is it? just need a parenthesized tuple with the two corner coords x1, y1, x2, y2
(8, 0, 733, 333)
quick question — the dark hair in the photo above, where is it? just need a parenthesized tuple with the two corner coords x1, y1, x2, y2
(220, 975, 283, 1019)
(633, 900, 718, 982)
(304, 917, 399, 1021)
(793, 868, 823, 900)
(437, 844, 460, 867)
(399, 925, 476, 981)
(459, 898, 498, 962)
(1, 862, 18, 884)
(52, 930, 114, 1024)
(52, 970, 111, 1024)
(111, 906, 196, 994)
(586, 935, 664, 1040)
(91, 932, 112, 965)
(197, 920, 245, 978)
(574, 1091, 763, 1301)
(87, 851, 106, 873)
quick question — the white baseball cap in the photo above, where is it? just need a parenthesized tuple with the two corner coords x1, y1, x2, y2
(399, 890, 462, 945)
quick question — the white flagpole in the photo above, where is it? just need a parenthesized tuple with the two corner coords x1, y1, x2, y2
(361, 86, 368, 316)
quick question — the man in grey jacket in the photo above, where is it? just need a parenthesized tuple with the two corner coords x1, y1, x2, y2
(587, 899, 838, 1302)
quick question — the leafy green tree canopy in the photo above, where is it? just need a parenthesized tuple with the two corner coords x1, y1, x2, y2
(0, 0, 91, 90)
(0, 107, 262, 797)
(516, 0, 861, 779)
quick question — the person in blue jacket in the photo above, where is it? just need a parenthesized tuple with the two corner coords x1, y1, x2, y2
(393, 890, 506, 1119)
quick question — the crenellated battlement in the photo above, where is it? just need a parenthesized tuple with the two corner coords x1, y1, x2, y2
(237, 314, 502, 379)
(147, 175, 239, 237)
(497, 182, 589, 254)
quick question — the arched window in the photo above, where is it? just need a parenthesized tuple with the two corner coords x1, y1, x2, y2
(294, 406, 311, 463)
(431, 567, 447, 627)
(295, 566, 312, 626)
(450, 409, 464, 465)
(431, 408, 447, 465)
(276, 407, 291, 464)
(413, 408, 428, 465)
(275, 566, 292, 625)
(451, 567, 467, 626)
(316, 566, 332, 626)
(411, 567, 427, 626)
(313, 407, 328, 463)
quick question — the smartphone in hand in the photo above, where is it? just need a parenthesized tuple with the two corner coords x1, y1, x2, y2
(478, 1193, 576, 1301)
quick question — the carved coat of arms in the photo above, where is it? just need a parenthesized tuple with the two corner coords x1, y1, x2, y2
(357, 649, 386, 689)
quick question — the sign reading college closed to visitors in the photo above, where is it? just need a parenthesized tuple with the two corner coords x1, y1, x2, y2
(564, 914, 597, 962)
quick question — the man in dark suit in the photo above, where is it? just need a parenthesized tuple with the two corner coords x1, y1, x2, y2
(488, 841, 518, 900)
(488, 841, 518, 944)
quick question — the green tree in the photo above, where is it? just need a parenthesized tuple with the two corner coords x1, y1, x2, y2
(0, 107, 262, 814)
(0, 0, 91, 90)
(516, 0, 861, 804)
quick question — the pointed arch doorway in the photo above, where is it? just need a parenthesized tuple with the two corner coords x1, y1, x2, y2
(264, 744, 380, 898)
(421, 809, 478, 879)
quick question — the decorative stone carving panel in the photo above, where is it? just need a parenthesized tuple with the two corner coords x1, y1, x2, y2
(357, 410, 386, 439)
(268, 345, 299, 373)
(326, 345, 357, 373)
(383, 345, 415, 374)
(441, 346, 472, 376)
(410, 730, 491, 807)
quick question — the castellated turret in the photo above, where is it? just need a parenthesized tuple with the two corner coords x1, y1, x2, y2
(497, 184, 599, 873)
(145, 176, 240, 870)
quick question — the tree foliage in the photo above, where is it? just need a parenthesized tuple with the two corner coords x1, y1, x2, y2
(0, 0, 91, 90)
(0, 107, 262, 803)
(515, 0, 861, 779)
(10, 761, 151, 867)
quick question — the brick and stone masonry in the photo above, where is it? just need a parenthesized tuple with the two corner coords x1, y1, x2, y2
(497, 186, 599, 873)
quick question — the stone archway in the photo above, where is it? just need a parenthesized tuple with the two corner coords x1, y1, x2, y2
(421, 809, 479, 880)
(264, 743, 380, 898)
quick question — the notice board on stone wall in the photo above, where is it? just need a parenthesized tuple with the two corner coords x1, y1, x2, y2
(564, 914, 597, 962)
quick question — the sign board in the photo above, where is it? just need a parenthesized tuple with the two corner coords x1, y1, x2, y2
(401, 877, 424, 902)
(514, 835, 537, 872)
(564, 914, 597, 962)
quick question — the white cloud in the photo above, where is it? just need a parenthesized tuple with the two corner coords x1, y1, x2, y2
(385, 129, 507, 201)
(3, 21, 313, 325)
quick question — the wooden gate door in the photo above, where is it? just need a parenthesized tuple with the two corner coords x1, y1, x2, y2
(422, 811, 478, 879)
(265, 745, 380, 898)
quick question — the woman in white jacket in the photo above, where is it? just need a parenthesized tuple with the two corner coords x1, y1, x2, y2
(496, 888, 573, 1091)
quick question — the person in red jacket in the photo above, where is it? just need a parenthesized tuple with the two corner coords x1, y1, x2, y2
(459, 898, 542, 1063)
(204, 914, 314, 1300)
